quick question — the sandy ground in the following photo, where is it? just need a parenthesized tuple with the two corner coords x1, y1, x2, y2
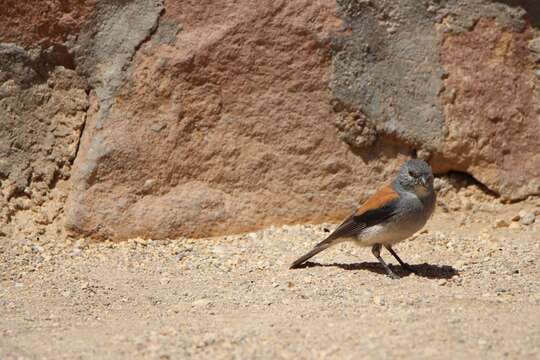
(1, 181, 540, 359)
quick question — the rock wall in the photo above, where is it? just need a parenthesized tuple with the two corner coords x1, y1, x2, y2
(1, 0, 538, 240)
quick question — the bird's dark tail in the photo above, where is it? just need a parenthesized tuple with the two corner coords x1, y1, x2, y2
(289, 234, 343, 269)
(290, 225, 349, 269)
(289, 243, 333, 269)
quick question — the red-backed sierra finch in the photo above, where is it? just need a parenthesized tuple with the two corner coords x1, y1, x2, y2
(290, 159, 436, 279)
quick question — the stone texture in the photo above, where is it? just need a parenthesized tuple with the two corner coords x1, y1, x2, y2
(0, 0, 96, 48)
(435, 19, 540, 201)
(331, 0, 540, 201)
(331, 0, 447, 150)
(0, 44, 88, 236)
(74, 0, 165, 128)
(65, 0, 409, 240)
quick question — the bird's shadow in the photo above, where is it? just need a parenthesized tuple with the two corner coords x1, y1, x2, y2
(298, 261, 458, 279)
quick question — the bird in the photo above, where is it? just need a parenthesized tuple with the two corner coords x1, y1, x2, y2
(290, 159, 436, 279)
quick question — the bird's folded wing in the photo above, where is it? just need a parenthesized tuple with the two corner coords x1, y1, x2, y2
(315, 185, 400, 246)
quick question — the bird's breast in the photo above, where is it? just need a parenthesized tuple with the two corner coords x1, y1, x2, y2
(355, 193, 434, 247)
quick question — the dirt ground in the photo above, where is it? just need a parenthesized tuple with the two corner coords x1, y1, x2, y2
(1, 178, 540, 359)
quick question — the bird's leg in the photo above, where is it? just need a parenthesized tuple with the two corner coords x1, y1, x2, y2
(385, 245, 416, 274)
(371, 244, 399, 279)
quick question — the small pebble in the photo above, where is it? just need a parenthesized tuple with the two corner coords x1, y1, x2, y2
(520, 212, 535, 226)
(70, 248, 82, 256)
(192, 299, 212, 308)
(373, 296, 385, 306)
(494, 219, 509, 228)
(462, 200, 473, 210)
(509, 222, 520, 230)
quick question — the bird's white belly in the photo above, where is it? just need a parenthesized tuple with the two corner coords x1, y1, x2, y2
(353, 223, 418, 247)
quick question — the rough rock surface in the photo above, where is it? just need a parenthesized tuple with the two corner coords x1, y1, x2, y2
(0, 44, 88, 237)
(1, 0, 539, 240)
(0, 0, 95, 47)
(331, 0, 540, 200)
(331, 0, 447, 149)
(436, 18, 540, 201)
(66, 0, 409, 239)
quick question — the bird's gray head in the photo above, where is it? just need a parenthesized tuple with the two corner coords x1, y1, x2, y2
(395, 159, 434, 196)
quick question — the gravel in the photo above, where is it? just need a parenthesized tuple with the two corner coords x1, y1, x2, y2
(1, 189, 540, 359)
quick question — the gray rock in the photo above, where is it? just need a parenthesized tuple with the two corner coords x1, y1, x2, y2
(494, 219, 509, 228)
(331, 0, 445, 149)
(528, 37, 540, 53)
(520, 212, 536, 226)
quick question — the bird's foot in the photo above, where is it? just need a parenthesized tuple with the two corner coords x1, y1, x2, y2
(386, 270, 400, 280)
(401, 263, 417, 274)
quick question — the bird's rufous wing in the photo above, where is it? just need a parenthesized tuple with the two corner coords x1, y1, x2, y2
(353, 184, 400, 218)
(314, 184, 400, 247)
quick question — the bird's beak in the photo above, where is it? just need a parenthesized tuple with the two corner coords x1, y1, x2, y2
(420, 176, 428, 187)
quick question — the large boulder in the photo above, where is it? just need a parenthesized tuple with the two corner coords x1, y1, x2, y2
(65, 0, 407, 239)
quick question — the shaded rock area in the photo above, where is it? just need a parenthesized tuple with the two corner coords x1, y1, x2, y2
(0, 44, 88, 237)
(331, 0, 447, 149)
(0, 0, 539, 240)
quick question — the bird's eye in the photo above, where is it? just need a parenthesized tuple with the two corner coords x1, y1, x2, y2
(408, 170, 417, 178)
